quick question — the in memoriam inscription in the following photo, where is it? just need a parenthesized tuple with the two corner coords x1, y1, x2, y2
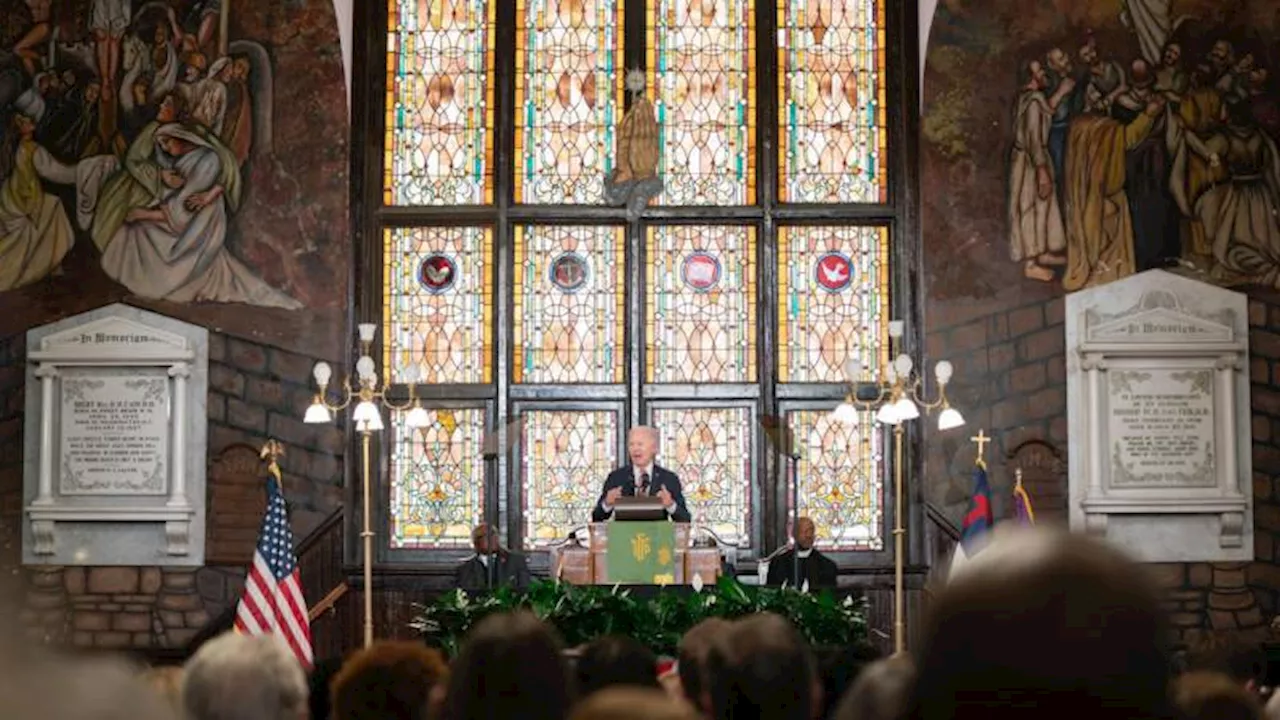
(60, 373, 170, 495)
(1108, 369, 1215, 488)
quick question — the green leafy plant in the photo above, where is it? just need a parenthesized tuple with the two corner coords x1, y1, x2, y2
(410, 576, 869, 657)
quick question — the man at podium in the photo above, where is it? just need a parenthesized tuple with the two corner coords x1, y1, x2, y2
(592, 426, 691, 523)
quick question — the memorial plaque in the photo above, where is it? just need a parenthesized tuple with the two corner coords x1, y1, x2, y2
(60, 372, 170, 495)
(1066, 270, 1252, 563)
(23, 304, 209, 566)
(1107, 369, 1215, 488)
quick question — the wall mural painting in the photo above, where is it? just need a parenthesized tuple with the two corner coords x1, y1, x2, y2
(924, 0, 1280, 298)
(0, 0, 347, 326)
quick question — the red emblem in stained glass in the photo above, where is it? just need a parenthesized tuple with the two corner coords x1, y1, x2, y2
(815, 252, 852, 292)
(681, 252, 721, 292)
(419, 254, 457, 293)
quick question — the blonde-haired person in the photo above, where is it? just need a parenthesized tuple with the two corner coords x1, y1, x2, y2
(143, 665, 185, 716)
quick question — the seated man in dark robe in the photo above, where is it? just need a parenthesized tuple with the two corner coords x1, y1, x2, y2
(454, 523, 531, 592)
(765, 517, 838, 590)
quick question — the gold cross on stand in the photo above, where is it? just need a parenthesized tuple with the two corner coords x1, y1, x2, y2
(970, 429, 991, 462)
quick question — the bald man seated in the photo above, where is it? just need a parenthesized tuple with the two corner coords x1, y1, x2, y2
(592, 426, 691, 523)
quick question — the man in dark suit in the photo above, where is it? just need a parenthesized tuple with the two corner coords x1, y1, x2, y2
(454, 523, 531, 592)
(592, 426, 691, 523)
(765, 517, 838, 590)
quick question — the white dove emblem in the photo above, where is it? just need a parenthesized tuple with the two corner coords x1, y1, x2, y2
(425, 262, 452, 285)
(819, 258, 849, 286)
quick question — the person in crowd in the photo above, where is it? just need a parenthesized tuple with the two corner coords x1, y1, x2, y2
(331, 641, 450, 720)
(141, 665, 185, 716)
(1182, 632, 1268, 695)
(182, 632, 309, 720)
(766, 517, 838, 590)
(832, 657, 914, 720)
(817, 643, 883, 720)
(675, 617, 732, 715)
(576, 635, 661, 698)
(910, 526, 1175, 720)
(308, 658, 346, 720)
(0, 635, 171, 720)
(454, 523, 531, 592)
(706, 613, 819, 720)
(1174, 671, 1262, 720)
(571, 687, 701, 720)
(440, 610, 573, 720)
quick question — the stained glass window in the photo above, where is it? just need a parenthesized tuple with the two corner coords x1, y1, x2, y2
(384, 0, 496, 205)
(786, 408, 883, 550)
(651, 406, 752, 545)
(383, 226, 493, 384)
(521, 409, 620, 547)
(515, 0, 624, 203)
(513, 226, 625, 384)
(646, 226, 757, 383)
(778, 226, 890, 383)
(390, 407, 487, 549)
(778, 0, 886, 203)
(647, 0, 756, 205)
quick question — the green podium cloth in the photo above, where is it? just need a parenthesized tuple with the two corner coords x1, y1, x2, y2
(606, 521, 677, 584)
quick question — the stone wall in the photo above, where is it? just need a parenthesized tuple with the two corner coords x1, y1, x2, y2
(923, 287, 1280, 645)
(0, 326, 344, 650)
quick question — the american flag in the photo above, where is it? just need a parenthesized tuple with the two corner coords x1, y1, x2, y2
(234, 456, 313, 668)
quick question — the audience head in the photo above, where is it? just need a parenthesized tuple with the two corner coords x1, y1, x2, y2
(707, 613, 817, 720)
(0, 631, 171, 720)
(182, 632, 308, 720)
(442, 610, 572, 720)
(576, 635, 660, 697)
(1173, 671, 1262, 720)
(678, 617, 732, 713)
(818, 643, 883, 720)
(833, 657, 915, 720)
(571, 687, 701, 720)
(1183, 632, 1266, 691)
(308, 658, 346, 720)
(628, 426, 660, 468)
(911, 527, 1173, 720)
(142, 665, 185, 716)
(331, 641, 449, 720)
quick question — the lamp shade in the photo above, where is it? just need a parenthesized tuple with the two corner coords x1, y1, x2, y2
(832, 402, 860, 425)
(893, 397, 920, 421)
(405, 405, 430, 428)
(353, 400, 381, 424)
(303, 402, 332, 424)
(357, 323, 377, 343)
(937, 407, 965, 431)
(876, 402, 902, 425)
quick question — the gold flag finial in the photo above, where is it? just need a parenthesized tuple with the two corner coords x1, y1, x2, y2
(970, 429, 991, 464)
(1014, 467, 1024, 488)
(260, 439, 285, 461)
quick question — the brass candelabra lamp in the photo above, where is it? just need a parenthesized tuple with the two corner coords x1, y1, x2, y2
(831, 320, 965, 656)
(303, 323, 430, 648)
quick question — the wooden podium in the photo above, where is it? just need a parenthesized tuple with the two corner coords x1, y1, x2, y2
(550, 522, 721, 585)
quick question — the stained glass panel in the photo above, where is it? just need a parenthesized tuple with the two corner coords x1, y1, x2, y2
(651, 406, 752, 545)
(390, 407, 487, 549)
(786, 408, 883, 550)
(646, 226, 757, 383)
(384, 0, 496, 205)
(778, 0, 887, 203)
(383, 227, 493, 384)
(513, 226, 625, 384)
(521, 409, 620, 547)
(515, 0, 624, 203)
(647, 0, 756, 205)
(778, 226, 890, 383)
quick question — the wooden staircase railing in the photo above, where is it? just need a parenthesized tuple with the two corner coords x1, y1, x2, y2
(295, 506, 348, 659)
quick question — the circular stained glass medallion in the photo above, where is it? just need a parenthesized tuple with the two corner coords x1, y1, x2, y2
(815, 252, 853, 293)
(419, 254, 457, 294)
(681, 252, 721, 292)
(549, 252, 589, 293)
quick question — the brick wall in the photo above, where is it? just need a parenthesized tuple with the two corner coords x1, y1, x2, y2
(0, 325, 344, 649)
(923, 285, 1280, 645)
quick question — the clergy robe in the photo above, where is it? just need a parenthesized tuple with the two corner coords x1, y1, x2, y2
(765, 548, 838, 590)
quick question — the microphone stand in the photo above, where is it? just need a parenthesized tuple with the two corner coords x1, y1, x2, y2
(482, 450, 499, 592)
